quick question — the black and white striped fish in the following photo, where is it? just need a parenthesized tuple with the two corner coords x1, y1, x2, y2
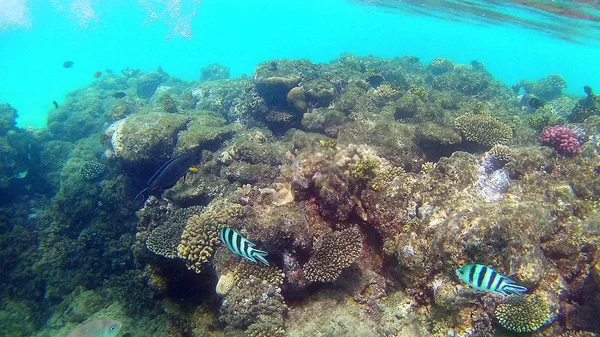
(219, 227, 269, 266)
(456, 264, 528, 295)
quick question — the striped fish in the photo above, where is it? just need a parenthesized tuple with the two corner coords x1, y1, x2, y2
(219, 227, 269, 266)
(456, 264, 528, 296)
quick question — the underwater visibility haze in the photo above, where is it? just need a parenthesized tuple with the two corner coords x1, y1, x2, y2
(1, 0, 600, 336)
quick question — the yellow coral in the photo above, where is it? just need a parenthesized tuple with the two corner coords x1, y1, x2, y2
(177, 201, 243, 273)
(350, 157, 379, 181)
(495, 294, 550, 332)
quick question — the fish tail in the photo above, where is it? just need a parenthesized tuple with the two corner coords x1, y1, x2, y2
(251, 248, 270, 266)
(132, 187, 149, 208)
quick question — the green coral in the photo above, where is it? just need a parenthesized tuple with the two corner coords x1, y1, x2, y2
(455, 113, 512, 147)
(350, 157, 379, 181)
(495, 294, 550, 333)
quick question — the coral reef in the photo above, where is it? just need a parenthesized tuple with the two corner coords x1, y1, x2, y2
(513, 74, 567, 100)
(3, 54, 600, 337)
(217, 261, 286, 335)
(104, 111, 190, 165)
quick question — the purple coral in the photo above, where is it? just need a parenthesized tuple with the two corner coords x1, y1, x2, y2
(539, 125, 582, 154)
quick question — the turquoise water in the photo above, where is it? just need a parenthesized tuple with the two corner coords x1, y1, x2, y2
(2, 0, 600, 128)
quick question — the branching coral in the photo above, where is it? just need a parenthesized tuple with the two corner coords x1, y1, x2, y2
(303, 227, 363, 282)
(540, 125, 583, 154)
(145, 205, 204, 259)
(177, 201, 243, 273)
(455, 113, 512, 147)
(495, 294, 550, 332)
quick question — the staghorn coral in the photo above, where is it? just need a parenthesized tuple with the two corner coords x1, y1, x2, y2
(79, 161, 105, 181)
(177, 201, 243, 273)
(303, 227, 363, 282)
(495, 294, 550, 332)
(455, 113, 513, 147)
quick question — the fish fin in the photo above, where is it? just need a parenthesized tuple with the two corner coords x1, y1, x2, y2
(132, 187, 149, 208)
(251, 249, 270, 266)
(503, 284, 528, 296)
(148, 154, 184, 185)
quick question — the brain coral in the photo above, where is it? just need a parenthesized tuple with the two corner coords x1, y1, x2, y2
(455, 113, 512, 147)
(303, 227, 363, 282)
(495, 294, 550, 332)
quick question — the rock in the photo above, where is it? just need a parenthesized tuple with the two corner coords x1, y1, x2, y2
(105, 111, 190, 166)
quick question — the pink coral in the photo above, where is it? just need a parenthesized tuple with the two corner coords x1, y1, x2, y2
(539, 125, 582, 154)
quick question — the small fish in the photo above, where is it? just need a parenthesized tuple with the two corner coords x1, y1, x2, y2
(67, 319, 121, 337)
(113, 91, 126, 99)
(94, 71, 102, 78)
(456, 264, 527, 296)
(13, 169, 28, 179)
(53, 100, 59, 108)
(219, 227, 269, 266)
(188, 167, 199, 172)
(63, 61, 74, 68)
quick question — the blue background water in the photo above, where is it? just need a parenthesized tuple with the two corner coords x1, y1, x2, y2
(1, 0, 599, 128)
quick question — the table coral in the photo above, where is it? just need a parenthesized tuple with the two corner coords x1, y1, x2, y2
(303, 227, 363, 282)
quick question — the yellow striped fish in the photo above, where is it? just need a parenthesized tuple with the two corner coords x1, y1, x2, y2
(456, 264, 528, 295)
